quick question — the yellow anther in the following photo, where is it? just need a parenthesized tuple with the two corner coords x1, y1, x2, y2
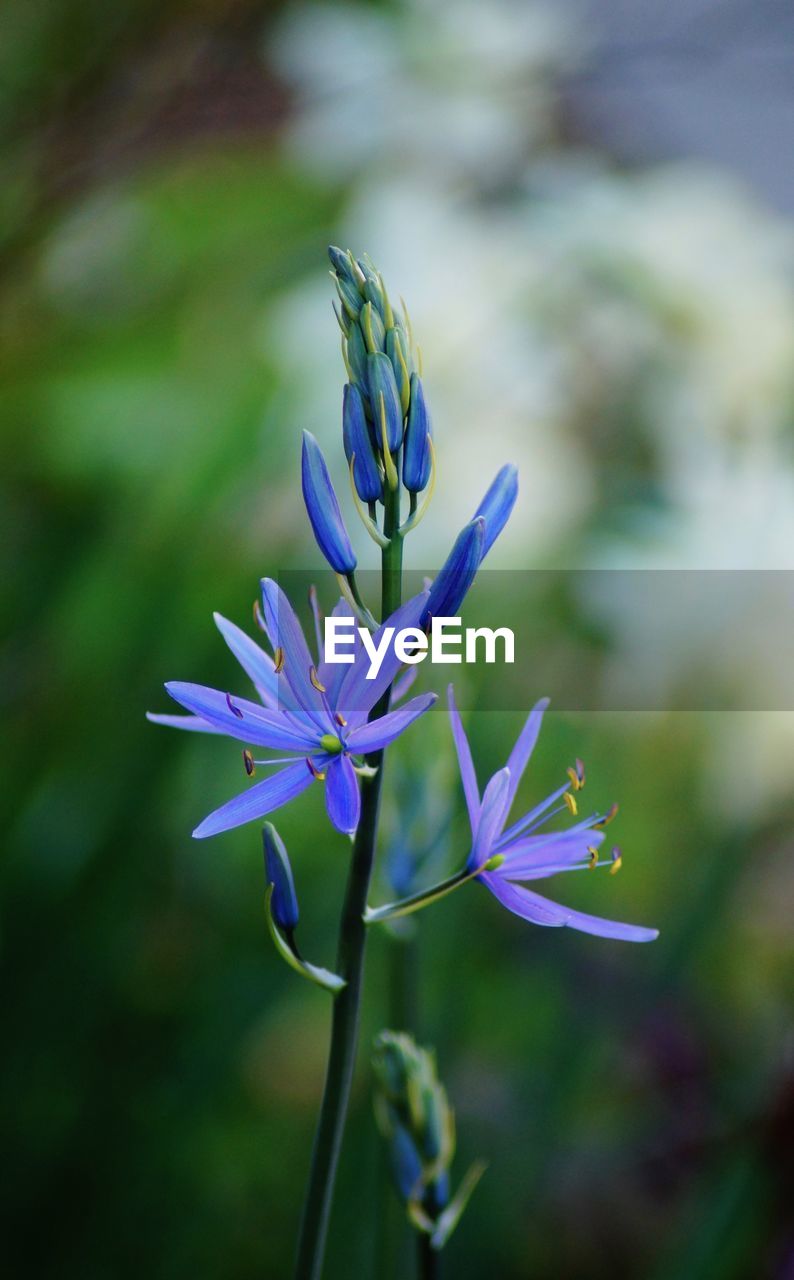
(274, 647, 285, 674)
(587, 846, 599, 870)
(566, 767, 581, 792)
(563, 791, 578, 816)
(335, 712, 347, 727)
(310, 666, 327, 693)
(306, 758, 326, 782)
(610, 850, 623, 875)
(243, 749, 255, 777)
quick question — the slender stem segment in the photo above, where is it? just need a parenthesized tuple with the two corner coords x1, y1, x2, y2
(294, 487, 404, 1280)
(418, 1233, 440, 1280)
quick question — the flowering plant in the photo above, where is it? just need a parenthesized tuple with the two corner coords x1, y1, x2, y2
(149, 248, 657, 1278)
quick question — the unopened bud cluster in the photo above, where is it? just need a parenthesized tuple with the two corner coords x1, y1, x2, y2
(372, 1030, 454, 1216)
(331, 247, 433, 501)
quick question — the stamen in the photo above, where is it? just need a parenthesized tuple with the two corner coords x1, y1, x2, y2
(310, 666, 327, 693)
(306, 758, 326, 782)
(610, 846, 623, 875)
(587, 846, 599, 870)
(274, 647, 285, 674)
(594, 802, 619, 829)
(335, 712, 347, 727)
(225, 693, 244, 719)
(567, 759, 586, 791)
(243, 749, 255, 777)
(253, 599, 267, 632)
(563, 791, 578, 816)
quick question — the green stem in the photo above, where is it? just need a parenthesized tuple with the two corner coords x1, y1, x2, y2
(294, 487, 403, 1280)
(418, 1233, 440, 1280)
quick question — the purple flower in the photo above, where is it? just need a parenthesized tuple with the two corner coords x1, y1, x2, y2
(447, 686, 658, 942)
(147, 580, 436, 838)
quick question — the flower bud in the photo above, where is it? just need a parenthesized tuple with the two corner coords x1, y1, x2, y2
(263, 822, 299, 932)
(367, 352, 404, 453)
(343, 383, 382, 503)
(301, 430, 357, 574)
(386, 326, 411, 413)
(361, 301, 386, 354)
(424, 517, 484, 623)
(335, 272, 362, 322)
(472, 464, 518, 561)
(403, 373, 432, 493)
(345, 320, 368, 387)
(327, 244, 354, 279)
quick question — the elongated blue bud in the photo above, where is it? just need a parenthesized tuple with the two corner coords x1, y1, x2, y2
(328, 244, 355, 279)
(472, 464, 518, 561)
(335, 273, 362, 322)
(361, 301, 386, 354)
(263, 822, 299, 932)
(345, 321, 368, 387)
(367, 353, 403, 452)
(424, 517, 484, 623)
(403, 373, 432, 492)
(301, 430, 357, 574)
(343, 383, 382, 502)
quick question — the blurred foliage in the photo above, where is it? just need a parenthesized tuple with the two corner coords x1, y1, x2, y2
(2, 2, 793, 1279)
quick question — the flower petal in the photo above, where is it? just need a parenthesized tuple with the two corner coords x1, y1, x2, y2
(338, 590, 429, 724)
(480, 874, 658, 941)
(193, 760, 314, 838)
(346, 693, 436, 755)
(317, 598, 363, 705)
(391, 664, 418, 704)
(146, 712, 225, 734)
(261, 578, 335, 732)
(504, 697, 549, 809)
(447, 684, 480, 830)
(213, 612, 298, 712)
(469, 767, 511, 871)
(424, 518, 484, 624)
(325, 755, 361, 834)
(165, 682, 317, 751)
(472, 464, 518, 561)
(498, 830, 604, 879)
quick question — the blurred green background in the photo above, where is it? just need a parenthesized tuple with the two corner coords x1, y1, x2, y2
(2, 1, 793, 1276)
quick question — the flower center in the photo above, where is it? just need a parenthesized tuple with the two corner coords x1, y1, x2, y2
(319, 733, 344, 756)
